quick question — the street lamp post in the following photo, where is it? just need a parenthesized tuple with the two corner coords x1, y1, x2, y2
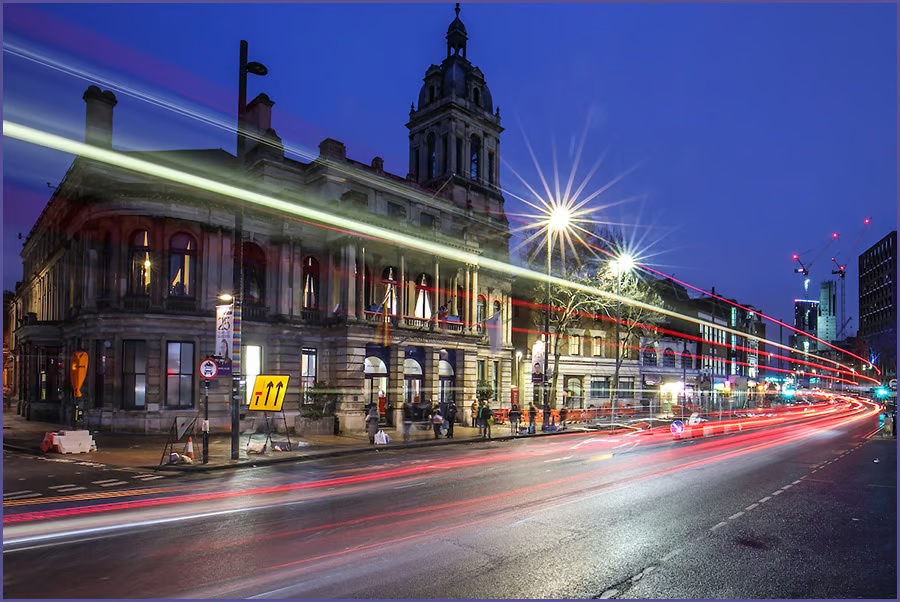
(681, 340, 688, 423)
(231, 40, 268, 460)
(543, 205, 571, 431)
(611, 253, 633, 428)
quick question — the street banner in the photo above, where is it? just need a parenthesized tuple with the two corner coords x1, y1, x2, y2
(70, 351, 89, 398)
(215, 303, 234, 377)
(531, 338, 545, 384)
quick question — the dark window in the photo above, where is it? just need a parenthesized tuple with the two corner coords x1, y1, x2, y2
(122, 340, 147, 409)
(663, 348, 677, 368)
(470, 135, 481, 180)
(591, 377, 609, 400)
(619, 377, 635, 399)
(165, 341, 194, 408)
(243, 243, 266, 305)
(442, 135, 449, 174)
(456, 137, 463, 176)
(427, 133, 436, 180)
(643, 349, 658, 367)
(488, 151, 495, 185)
(128, 230, 152, 296)
(99, 233, 112, 297)
(473, 87, 481, 106)
(420, 213, 435, 229)
(168, 233, 196, 297)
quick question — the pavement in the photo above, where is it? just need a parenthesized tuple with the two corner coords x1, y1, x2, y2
(2, 407, 605, 473)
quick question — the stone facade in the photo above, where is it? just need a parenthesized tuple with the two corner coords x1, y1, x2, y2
(6, 6, 516, 433)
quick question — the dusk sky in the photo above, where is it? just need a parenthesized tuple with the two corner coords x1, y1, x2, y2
(3, 2, 896, 333)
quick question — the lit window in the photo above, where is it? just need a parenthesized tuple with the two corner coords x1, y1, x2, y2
(166, 342, 194, 408)
(168, 233, 196, 297)
(128, 230, 152, 296)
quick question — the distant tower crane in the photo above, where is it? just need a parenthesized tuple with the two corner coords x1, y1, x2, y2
(792, 232, 838, 294)
(830, 256, 849, 339)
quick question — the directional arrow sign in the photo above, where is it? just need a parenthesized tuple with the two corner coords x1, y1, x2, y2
(248, 375, 290, 412)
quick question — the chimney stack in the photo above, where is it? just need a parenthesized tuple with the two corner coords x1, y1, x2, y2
(83, 85, 117, 148)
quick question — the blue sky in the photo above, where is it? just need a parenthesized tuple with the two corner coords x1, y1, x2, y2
(3, 2, 896, 332)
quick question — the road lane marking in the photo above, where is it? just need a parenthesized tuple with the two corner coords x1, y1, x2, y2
(589, 453, 614, 462)
(133, 475, 165, 480)
(792, 479, 801, 484)
(728, 512, 744, 520)
(780, 484, 793, 490)
(54, 486, 87, 493)
(98, 481, 128, 487)
(745, 503, 759, 511)
(771, 490, 784, 496)
(710, 521, 728, 531)
(3, 490, 34, 498)
(759, 496, 771, 503)
(3, 485, 183, 508)
(3, 492, 42, 500)
(91, 479, 122, 484)
(48, 484, 79, 490)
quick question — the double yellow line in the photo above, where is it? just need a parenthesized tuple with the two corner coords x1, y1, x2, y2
(3, 484, 186, 508)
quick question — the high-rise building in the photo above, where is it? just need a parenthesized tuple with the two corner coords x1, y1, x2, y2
(817, 280, 837, 350)
(858, 230, 897, 380)
(791, 299, 819, 378)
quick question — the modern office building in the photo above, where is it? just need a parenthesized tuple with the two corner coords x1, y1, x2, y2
(817, 280, 837, 350)
(858, 230, 897, 380)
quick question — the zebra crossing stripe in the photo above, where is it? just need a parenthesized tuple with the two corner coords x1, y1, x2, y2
(133, 474, 165, 481)
(98, 481, 128, 487)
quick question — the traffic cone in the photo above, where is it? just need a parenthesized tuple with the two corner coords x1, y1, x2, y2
(185, 436, 194, 460)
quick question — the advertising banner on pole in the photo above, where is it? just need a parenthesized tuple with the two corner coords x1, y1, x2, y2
(531, 339, 545, 385)
(215, 303, 234, 377)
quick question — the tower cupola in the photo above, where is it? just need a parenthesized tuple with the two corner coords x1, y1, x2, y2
(447, 3, 468, 58)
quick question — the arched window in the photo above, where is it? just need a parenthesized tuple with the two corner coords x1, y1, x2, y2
(128, 230, 152, 296)
(381, 266, 399, 315)
(168, 233, 196, 297)
(663, 348, 677, 368)
(427, 132, 437, 180)
(493, 300, 502, 317)
(469, 134, 481, 180)
(473, 87, 481, 107)
(414, 273, 433, 319)
(476, 295, 487, 324)
(302, 256, 319, 309)
(642, 348, 658, 367)
(243, 243, 266, 305)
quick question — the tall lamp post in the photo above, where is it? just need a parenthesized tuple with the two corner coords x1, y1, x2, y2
(681, 340, 688, 423)
(611, 253, 634, 425)
(231, 40, 268, 460)
(543, 205, 571, 429)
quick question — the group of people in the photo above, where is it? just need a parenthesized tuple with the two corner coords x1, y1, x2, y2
(365, 397, 573, 446)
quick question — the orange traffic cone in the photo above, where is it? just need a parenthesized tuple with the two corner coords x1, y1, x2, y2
(185, 436, 194, 460)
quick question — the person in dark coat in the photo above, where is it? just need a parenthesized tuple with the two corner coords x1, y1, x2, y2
(528, 403, 538, 434)
(479, 402, 492, 439)
(402, 400, 414, 444)
(446, 402, 458, 438)
(365, 405, 380, 445)
(559, 405, 569, 429)
(509, 403, 522, 435)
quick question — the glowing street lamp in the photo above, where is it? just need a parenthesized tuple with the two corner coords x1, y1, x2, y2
(542, 202, 572, 427)
(610, 253, 634, 422)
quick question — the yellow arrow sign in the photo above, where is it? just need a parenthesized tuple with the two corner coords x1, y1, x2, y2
(248, 375, 290, 412)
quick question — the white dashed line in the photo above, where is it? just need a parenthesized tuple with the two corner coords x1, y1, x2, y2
(745, 503, 759, 511)
(759, 496, 772, 503)
(48, 484, 78, 490)
(728, 512, 745, 520)
(98, 481, 128, 487)
(133, 474, 165, 481)
(4, 490, 34, 498)
(91, 479, 121, 485)
(772, 490, 784, 496)
(792, 479, 802, 485)
(55, 486, 87, 493)
(4, 492, 42, 500)
(711, 521, 728, 531)
(780, 484, 793, 490)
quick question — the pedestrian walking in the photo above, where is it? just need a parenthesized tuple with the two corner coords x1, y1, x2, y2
(402, 400, 413, 443)
(471, 399, 480, 433)
(542, 402, 551, 432)
(446, 401, 458, 438)
(480, 402, 493, 439)
(432, 406, 444, 439)
(559, 405, 568, 430)
(365, 404, 380, 445)
(528, 403, 538, 434)
(509, 403, 522, 435)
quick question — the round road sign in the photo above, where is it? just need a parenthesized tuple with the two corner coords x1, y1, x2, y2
(199, 358, 219, 380)
(670, 420, 685, 435)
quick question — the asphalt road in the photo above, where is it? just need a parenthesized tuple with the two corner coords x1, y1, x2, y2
(3, 401, 895, 599)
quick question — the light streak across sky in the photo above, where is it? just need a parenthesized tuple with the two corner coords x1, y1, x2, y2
(3, 119, 879, 386)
